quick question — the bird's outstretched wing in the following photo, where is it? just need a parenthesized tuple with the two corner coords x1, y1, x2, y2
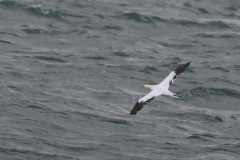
(130, 62, 190, 115)
(130, 90, 162, 115)
(158, 62, 190, 89)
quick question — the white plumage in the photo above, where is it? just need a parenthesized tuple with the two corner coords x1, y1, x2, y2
(130, 62, 190, 115)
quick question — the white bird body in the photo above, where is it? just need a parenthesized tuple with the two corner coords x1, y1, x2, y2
(138, 84, 177, 103)
(130, 62, 190, 115)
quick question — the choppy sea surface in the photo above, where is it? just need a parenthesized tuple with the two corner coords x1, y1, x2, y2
(0, 0, 240, 159)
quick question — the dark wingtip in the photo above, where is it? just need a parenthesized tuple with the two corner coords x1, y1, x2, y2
(130, 111, 137, 115)
(130, 106, 138, 115)
(174, 61, 191, 75)
(186, 61, 191, 67)
(130, 102, 143, 115)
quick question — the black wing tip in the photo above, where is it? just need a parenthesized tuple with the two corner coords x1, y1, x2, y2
(130, 111, 137, 115)
(182, 61, 191, 68)
(130, 97, 155, 115)
(130, 102, 142, 115)
(185, 61, 191, 67)
(174, 61, 191, 75)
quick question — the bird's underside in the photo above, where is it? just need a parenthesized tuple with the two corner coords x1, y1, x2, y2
(130, 62, 190, 115)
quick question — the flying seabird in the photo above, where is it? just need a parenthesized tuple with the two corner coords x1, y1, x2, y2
(130, 62, 190, 115)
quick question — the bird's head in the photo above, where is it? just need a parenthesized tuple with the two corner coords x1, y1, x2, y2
(143, 85, 152, 89)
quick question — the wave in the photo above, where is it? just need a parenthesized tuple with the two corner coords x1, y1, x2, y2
(117, 11, 232, 29)
(34, 56, 66, 63)
(192, 32, 240, 39)
(118, 12, 164, 24)
(0, 31, 19, 37)
(0, 146, 75, 159)
(180, 86, 240, 99)
(0, 0, 87, 20)
(112, 52, 129, 57)
(72, 111, 131, 126)
(151, 110, 224, 123)
(140, 66, 159, 74)
(0, 39, 15, 45)
(21, 28, 60, 35)
(233, 64, 240, 71)
(0, 1, 62, 19)
(102, 25, 123, 31)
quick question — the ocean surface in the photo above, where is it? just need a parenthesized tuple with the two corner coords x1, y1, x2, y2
(0, 0, 240, 159)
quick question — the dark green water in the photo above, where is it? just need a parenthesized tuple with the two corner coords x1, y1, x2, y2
(0, 0, 240, 159)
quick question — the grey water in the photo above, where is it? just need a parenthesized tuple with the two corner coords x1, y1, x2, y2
(0, 0, 240, 159)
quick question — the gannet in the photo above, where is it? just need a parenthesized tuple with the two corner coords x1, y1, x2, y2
(130, 62, 190, 115)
